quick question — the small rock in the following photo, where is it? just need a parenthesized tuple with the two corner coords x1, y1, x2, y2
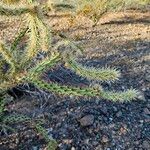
(79, 115, 94, 127)
(109, 117, 113, 121)
(147, 103, 150, 109)
(93, 141, 99, 146)
(95, 145, 103, 150)
(134, 141, 140, 145)
(101, 106, 108, 114)
(113, 106, 118, 112)
(145, 73, 150, 82)
(145, 90, 150, 99)
(116, 111, 122, 117)
(137, 92, 146, 101)
(84, 139, 89, 144)
(102, 135, 109, 143)
(128, 148, 133, 150)
(71, 147, 76, 150)
(142, 140, 150, 149)
(144, 108, 150, 115)
(32, 146, 38, 150)
(119, 125, 127, 135)
(63, 139, 73, 144)
(139, 120, 144, 124)
(47, 128, 53, 132)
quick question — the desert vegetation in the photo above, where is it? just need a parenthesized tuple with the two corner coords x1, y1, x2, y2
(0, 0, 150, 149)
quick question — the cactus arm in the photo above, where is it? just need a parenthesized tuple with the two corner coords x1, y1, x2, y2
(35, 15, 51, 52)
(10, 27, 28, 52)
(29, 78, 138, 102)
(0, 81, 13, 90)
(29, 78, 100, 97)
(54, 38, 120, 82)
(20, 13, 39, 67)
(27, 52, 61, 79)
(0, 42, 16, 74)
(3, 114, 31, 124)
(0, 59, 6, 79)
(101, 89, 139, 102)
(0, 96, 5, 121)
(35, 123, 58, 150)
(22, 12, 50, 66)
(26, 13, 39, 59)
(65, 58, 121, 82)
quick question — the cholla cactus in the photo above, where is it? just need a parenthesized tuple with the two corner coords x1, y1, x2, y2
(0, 0, 138, 103)
(0, 1, 140, 148)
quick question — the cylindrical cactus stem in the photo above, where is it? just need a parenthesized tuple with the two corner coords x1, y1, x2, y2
(0, 42, 16, 74)
(27, 52, 61, 79)
(101, 89, 139, 102)
(65, 58, 121, 82)
(29, 78, 138, 102)
(10, 27, 29, 52)
(29, 78, 101, 97)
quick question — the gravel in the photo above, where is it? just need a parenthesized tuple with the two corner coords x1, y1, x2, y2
(0, 10, 150, 150)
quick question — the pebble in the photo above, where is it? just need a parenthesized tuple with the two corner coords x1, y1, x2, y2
(116, 111, 122, 117)
(144, 108, 150, 115)
(71, 147, 76, 150)
(84, 139, 89, 144)
(93, 141, 99, 146)
(32, 146, 38, 150)
(63, 139, 73, 144)
(102, 135, 109, 143)
(100, 106, 108, 114)
(109, 117, 113, 121)
(142, 140, 150, 149)
(137, 91, 146, 101)
(79, 115, 94, 127)
(95, 145, 103, 150)
(113, 106, 118, 112)
(145, 73, 150, 82)
(145, 90, 150, 99)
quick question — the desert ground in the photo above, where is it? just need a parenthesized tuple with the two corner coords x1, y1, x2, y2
(0, 10, 150, 150)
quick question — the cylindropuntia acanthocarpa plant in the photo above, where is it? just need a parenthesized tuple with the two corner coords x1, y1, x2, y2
(0, 0, 139, 149)
(0, 0, 139, 102)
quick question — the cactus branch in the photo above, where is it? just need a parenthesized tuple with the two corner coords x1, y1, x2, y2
(21, 13, 39, 66)
(101, 89, 139, 102)
(0, 96, 5, 121)
(29, 78, 138, 102)
(27, 52, 61, 79)
(55, 38, 120, 82)
(0, 42, 16, 74)
(10, 27, 28, 52)
(65, 59, 121, 82)
(35, 16, 51, 52)
(29, 78, 100, 97)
